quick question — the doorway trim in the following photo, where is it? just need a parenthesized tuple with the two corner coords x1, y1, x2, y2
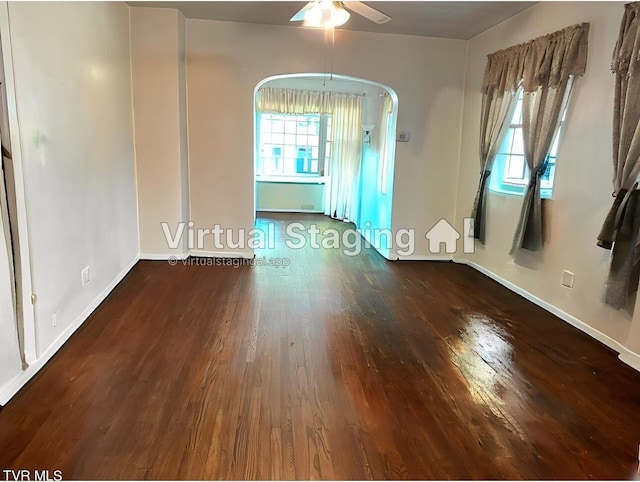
(0, 1, 37, 362)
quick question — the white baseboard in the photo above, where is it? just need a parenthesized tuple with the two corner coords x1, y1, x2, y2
(0, 254, 140, 406)
(257, 208, 323, 213)
(463, 259, 628, 360)
(141, 251, 254, 260)
(190, 249, 254, 259)
(618, 349, 640, 372)
(396, 254, 453, 262)
(353, 227, 452, 262)
(139, 253, 188, 261)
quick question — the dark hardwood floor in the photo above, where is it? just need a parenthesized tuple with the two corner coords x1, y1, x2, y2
(1, 212, 640, 479)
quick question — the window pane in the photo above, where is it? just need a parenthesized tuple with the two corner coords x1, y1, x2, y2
(498, 128, 514, 154)
(272, 120, 284, 133)
(512, 96, 523, 124)
(258, 113, 325, 177)
(511, 128, 524, 155)
(284, 120, 296, 134)
(506, 155, 527, 182)
(284, 145, 297, 159)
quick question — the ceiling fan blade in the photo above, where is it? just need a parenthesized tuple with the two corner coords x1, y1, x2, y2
(290, 2, 318, 22)
(343, 1, 391, 24)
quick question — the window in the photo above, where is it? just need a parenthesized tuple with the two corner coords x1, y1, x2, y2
(256, 113, 332, 179)
(489, 89, 566, 199)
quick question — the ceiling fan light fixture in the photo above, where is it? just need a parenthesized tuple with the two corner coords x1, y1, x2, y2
(330, 3, 350, 27)
(303, 1, 350, 28)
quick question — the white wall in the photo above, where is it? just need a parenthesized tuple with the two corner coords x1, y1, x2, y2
(186, 20, 467, 258)
(455, 2, 638, 358)
(256, 182, 325, 212)
(131, 7, 189, 258)
(0, 1, 138, 403)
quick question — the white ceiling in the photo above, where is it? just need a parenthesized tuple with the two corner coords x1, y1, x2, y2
(126, 1, 537, 40)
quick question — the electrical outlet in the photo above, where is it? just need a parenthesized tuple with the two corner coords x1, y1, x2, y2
(81, 266, 90, 286)
(52, 313, 57, 327)
(397, 131, 410, 142)
(561, 270, 575, 288)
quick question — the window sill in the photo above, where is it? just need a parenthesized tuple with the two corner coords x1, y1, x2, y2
(256, 176, 326, 184)
(489, 186, 553, 200)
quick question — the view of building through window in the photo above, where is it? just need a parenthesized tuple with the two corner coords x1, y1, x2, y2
(257, 113, 332, 178)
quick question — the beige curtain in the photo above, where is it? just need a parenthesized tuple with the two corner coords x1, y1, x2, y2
(511, 23, 589, 252)
(598, 3, 640, 309)
(324, 94, 363, 221)
(256, 87, 334, 114)
(471, 46, 524, 244)
(472, 24, 589, 249)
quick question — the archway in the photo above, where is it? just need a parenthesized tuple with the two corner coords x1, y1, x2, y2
(253, 73, 398, 257)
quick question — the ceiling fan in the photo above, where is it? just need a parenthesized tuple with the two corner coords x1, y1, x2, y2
(290, 1, 392, 28)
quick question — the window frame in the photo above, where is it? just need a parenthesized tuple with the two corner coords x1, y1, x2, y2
(256, 112, 332, 182)
(489, 88, 566, 200)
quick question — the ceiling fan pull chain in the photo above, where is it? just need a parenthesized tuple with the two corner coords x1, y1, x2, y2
(330, 26, 335, 80)
(323, 27, 328, 86)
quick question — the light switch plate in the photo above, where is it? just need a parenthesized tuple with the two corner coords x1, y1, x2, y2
(561, 270, 574, 288)
(81, 266, 90, 286)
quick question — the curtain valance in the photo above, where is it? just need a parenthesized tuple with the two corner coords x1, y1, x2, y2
(482, 44, 527, 96)
(482, 23, 590, 96)
(256, 87, 361, 115)
(611, 2, 640, 77)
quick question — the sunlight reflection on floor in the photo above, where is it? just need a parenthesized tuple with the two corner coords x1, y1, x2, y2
(447, 313, 528, 440)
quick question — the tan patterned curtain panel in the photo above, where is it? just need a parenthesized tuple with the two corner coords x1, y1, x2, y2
(598, 2, 640, 309)
(472, 23, 589, 248)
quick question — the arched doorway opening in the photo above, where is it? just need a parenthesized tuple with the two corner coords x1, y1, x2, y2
(253, 73, 398, 258)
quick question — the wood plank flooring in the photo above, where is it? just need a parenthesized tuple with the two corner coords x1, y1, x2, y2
(1, 212, 640, 479)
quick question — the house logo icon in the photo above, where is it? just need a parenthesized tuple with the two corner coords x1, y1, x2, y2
(425, 218, 475, 254)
